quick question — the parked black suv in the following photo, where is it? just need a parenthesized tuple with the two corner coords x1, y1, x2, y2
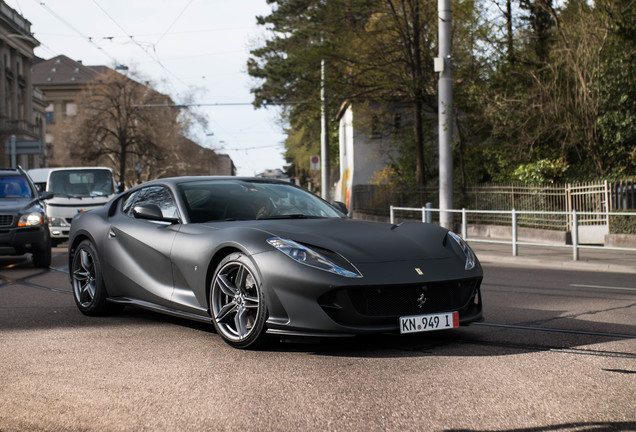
(0, 167, 54, 267)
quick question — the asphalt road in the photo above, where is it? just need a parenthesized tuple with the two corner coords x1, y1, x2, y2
(1, 246, 635, 432)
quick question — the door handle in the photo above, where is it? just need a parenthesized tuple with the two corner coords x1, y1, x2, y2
(108, 229, 116, 238)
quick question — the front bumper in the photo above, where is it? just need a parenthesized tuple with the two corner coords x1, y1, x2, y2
(49, 225, 71, 241)
(256, 251, 484, 337)
(48, 217, 73, 241)
(0, 225, 49, 255)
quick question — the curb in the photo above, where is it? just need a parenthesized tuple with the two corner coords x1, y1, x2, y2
(476, 253, 636, 274)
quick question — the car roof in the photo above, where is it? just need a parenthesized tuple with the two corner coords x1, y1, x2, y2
(0, 168, 28, 176)
(141, 176, 293, 187)
(27, 168, 52, 182)
(46, 166, 113, 171)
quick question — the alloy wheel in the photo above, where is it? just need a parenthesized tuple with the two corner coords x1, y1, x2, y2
(73, 248, 96, 308)
(212, 261, 261, 342)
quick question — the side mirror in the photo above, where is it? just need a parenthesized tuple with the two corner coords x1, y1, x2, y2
(40, 191, 54, 200)
(331, 201, 348, 215)
(133, 204, 179, 224)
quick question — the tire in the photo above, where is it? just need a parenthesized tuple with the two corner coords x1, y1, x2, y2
(210, 252, 269, 349)
(71, 239, 123, 316)
(32, 236, 52, 268)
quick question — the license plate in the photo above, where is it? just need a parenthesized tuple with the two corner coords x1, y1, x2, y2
(399, 311, 459, 334)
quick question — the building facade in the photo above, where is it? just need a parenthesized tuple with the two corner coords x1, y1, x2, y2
(334, 101, 404, 210)
(33, 55, 235, 178)
(0, 1, 45, 168)
(31, 55, 107, 160)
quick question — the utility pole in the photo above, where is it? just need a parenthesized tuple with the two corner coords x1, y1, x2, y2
(320, 58, 330, 201)
(437, 0, 453, 230)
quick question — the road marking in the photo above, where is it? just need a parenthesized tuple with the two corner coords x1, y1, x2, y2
(473, 322, 636, 339)
(570, 284, 636, 292)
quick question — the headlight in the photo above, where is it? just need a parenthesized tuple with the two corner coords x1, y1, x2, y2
(48, 217, 71, 227)
(267, 237, 362, 278)
(18, 212, 45, 227)
(447, 231, 476, 270)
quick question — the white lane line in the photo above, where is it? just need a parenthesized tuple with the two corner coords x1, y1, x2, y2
(570, 284, 636, 292)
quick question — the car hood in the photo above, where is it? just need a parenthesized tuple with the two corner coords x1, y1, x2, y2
(0, 198, 39, 213)
(253, 218, 451, 263)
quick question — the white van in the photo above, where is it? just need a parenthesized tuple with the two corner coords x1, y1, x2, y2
(28, 167, 117, 245)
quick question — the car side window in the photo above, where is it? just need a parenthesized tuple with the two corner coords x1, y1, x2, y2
(122, 186, 180, 220)
(121, 190, 141, 215)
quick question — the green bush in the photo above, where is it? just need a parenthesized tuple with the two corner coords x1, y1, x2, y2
(610, 211, 636, 235)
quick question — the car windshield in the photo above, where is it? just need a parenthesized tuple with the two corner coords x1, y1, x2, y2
(179, 180, 344, 223)
(0, 176, 33, 199)
(48, 169, 114, 198)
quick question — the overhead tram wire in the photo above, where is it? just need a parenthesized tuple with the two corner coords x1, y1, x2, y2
(90, 0, 190, 92)
(132, 101, 316, 108)
(33, 0, 118, 63)
(154, 0, 195, 47)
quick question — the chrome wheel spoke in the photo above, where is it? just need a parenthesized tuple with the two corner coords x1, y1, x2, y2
(243, 296, 259, 309)
(85, 280, 96, 300)
(217, 274, 238, 298)
(215, 302, 237, 324)
(80, 249, 92, 272)
(234, 308, 249, 338)
(73, 268, 89, 283)
(235, 265, 247, 295)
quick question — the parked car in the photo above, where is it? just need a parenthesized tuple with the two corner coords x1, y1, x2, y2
(0, 167, 54, 267)
(28, 167, 117, 246)
(68, 176, 483, 349)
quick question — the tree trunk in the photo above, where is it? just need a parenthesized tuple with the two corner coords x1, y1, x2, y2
(414, 98, 425, 189)
(506, 0, 515, 63)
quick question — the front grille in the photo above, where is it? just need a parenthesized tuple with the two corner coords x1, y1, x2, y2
(318, 277, 482, 326)
(0, 214, 14, 227)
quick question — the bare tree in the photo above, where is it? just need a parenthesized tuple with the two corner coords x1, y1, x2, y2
(61, 69, 184, 187)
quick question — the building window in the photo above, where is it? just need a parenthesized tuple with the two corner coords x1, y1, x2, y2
(65, 103, 78, 117)
(45, 104, 54, 124)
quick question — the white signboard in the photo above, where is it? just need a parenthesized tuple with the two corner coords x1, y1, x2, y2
(310, 155, 320, 171)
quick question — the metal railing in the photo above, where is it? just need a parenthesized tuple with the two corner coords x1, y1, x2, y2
(389, 205, 636, 261)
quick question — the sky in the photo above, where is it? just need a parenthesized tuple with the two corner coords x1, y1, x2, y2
(7, 0, 287, 176)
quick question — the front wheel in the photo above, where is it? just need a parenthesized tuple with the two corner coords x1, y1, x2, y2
(71, 239, 122, 316)
(32, 236, 51, 268)
(210, 253, 269, 349)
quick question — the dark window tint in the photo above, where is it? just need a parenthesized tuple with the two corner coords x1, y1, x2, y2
(123, 186, 179, 220)
(0, 176, 32, 198)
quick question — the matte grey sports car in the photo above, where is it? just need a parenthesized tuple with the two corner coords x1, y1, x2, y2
(68, 177, 483, 349)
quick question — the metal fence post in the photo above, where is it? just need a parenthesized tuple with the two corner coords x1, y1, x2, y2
(512, 209, 518, 257)
(572, 210, 579, 261)
(390, 205, 394, 224)
(461, 208, 467, 239)
(425, 202, 433, 224)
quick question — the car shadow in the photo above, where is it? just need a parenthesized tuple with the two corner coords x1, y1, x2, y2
(2, 271, 634, 359)
(443, 421, 636, 432)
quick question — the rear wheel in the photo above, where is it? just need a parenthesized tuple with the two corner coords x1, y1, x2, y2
(71, 239, 122, 315)
(210, 253, 269, 349)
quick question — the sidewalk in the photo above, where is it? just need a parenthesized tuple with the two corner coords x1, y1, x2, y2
(468, 240, 636, 274)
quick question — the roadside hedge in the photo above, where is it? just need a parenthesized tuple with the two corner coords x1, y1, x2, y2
(610, 211, 636, 235)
